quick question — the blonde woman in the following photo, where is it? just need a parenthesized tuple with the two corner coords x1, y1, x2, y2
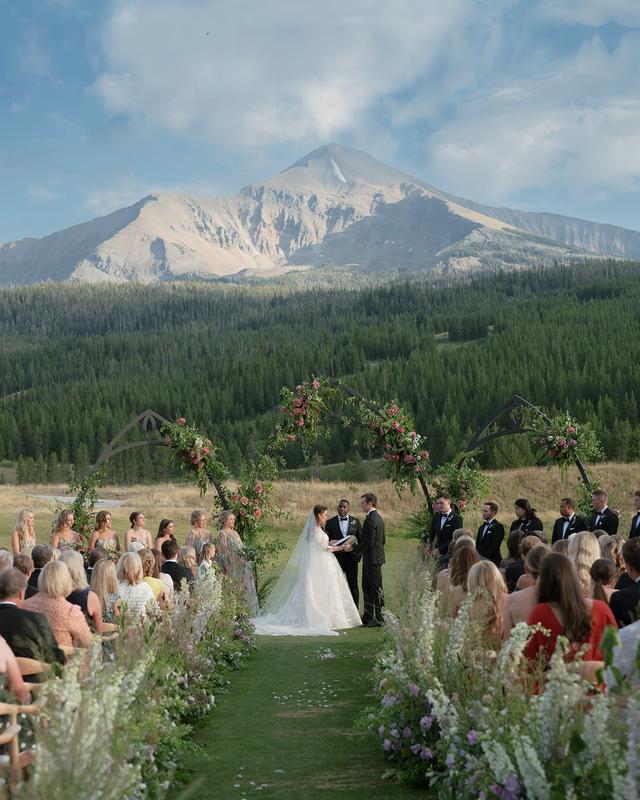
(11, 508, 36, 555)
(125, 512, 153, 551)
(185, 510, 211, 551)
(139, 548, 168, 605)
(215, 510, 258, 615)
(60, 549, 104, 634)
(23, 561, 93, 647)
(116, 552, 158, 620)
(178, 546, 198, 579)
(51, 510, 80, 549)
(568, 530, 601, 596)
(90, 559, 122, 622)
(88, 511, 121, 557)
(467, 561, 507, 645)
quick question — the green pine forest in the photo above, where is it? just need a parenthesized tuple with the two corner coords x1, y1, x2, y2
(0, 260, 639, 484)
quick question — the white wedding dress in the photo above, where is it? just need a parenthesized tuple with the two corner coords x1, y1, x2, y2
(252, 513, 361, 636)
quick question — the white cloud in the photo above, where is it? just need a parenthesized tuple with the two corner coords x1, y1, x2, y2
(533, 0, 640, 28)
(92, 0, 472, 147)
(18, 29, 52, 79)
(27, 185, 60, 202)
(425, 32, 640, 201)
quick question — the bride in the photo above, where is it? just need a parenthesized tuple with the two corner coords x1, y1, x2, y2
(252, 504, 362, 636)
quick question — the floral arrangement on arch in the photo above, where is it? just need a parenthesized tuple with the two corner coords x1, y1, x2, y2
(275, 377, 340, 458)
(161, 417, 229, 497)
(54, 472, 102, 558)
(531, 412, 603, 472)
(429, 455, 490, 515)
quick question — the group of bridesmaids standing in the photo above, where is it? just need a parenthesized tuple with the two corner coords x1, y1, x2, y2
(9, 506, 258, 615)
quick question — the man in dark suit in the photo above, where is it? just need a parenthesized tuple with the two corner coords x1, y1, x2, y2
(475, 502, 505, 566)
(590, 489, 619, 535)
(161, 539, 193, 592)
(610, 538, 640, 627)
(26, 544, 53, 599)
(630, 490, 640, 539)
(325, 499, 362, 607)
(428, 493, 463, 556)
(551, 497, 589, 544)
(0, 568, 65, 670)
(358, 492, 385, 627)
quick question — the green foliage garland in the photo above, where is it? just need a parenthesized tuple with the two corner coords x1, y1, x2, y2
(531, 411, 603, 472)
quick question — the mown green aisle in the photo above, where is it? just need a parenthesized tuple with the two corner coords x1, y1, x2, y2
(185, 629, 420, 799)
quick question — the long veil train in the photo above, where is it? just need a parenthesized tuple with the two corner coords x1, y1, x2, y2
(252, 512, 361, 636)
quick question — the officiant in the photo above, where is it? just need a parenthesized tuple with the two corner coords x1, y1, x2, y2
(325, 499, 362, 607)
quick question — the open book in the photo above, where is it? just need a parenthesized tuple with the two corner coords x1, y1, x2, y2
(331, 534, 358, 548)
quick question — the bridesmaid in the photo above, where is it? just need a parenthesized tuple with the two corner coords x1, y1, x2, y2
(125, 511, 153, 551)
(154, 519, 176, 553)
(51, 509, 80, 549)
(185, 510, 211, 554)
(88, 511, 121, 558)
(215, 510, 258, 615)
(11, 508, 37, 555)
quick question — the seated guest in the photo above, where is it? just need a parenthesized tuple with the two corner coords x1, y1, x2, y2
(592, 529, 608, 541)
(599, 536, 631, 590)
(197, 542, 216, 580)
(0, 634, 29, 703)
(155, 550, 174, 601)
(60, 549, 104, 634)
(0, 568, 65, 668)
(178, 546, 198, 580)
(428, 494, 463, 556)
(590, 489, 619, 535)
(511, 536, 544, 591)
(439, 544, 479, 617)
(526, 553, 617, 665)
(90, 559, 121, 622)
(605, 618, 640, 690)
(467, 561, 507, 646)
(510, 498, 545, 540)
(160, 539, 193, 593)
(610, 538, 640, 627)
(0, 550, 13, 577)
(436, 537, 475, 594)
(26, 544, 52, 599)
(590, 558, 618, 605)
(116, 552, 158, 620)
(475, 502, 505, 566)
(13, 553, 34, 581)
(568, 531, 600, 596)
(552, 539, 569, 556)
(23, 561, 93, 648)
(502, 544, 549, 640)
(551, 497, 588, 544)
(86, 547, 107, 584)
(500, 530, 521, 573)
(139, 549, 168, 605)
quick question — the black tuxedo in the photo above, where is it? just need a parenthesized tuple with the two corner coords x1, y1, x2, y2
(630, 512, 640, 539)
(429, 511, 463, 556)
(590, 507, 619, 535)
(475, 519, 505, 566)
(161, 561, 193, 593)
(0, 603, 65, 674)
(610, 581, 640, 628)
(551, 514, 589, 544)
(325, 514, 362, 607)
(25, 568, 41, 600)
(357, 509, 385, 623)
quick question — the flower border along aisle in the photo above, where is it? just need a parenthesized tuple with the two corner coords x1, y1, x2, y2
(365, 565, 639, 799)
(17, 573, 255, 800)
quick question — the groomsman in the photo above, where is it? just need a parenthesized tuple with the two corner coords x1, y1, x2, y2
(325, 499, 362, 606)
(551, 497, 589, 544)
(358, 493, 385, 627)
(630, 490, 640, 539)
(475, 502, 505, 566)
(590, 489, 619, 535)
(428, 493, 463, 556)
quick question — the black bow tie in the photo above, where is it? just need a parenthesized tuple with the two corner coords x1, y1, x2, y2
(339, 516, 348, 521)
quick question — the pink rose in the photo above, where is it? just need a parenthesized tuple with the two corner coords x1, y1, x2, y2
(255, 483, 264, 495)
(231, 493, 239, 502)
(296, 384, 303, 393)
(253, 508, 262, 519)
(403, 455, 417, 464)
(391, 421, 400, 430)
(566, 426, 576, 434)
(388, 404, 400, 417)
(286, 434, 297, 441)
(203, 447, 209, 454)
(280, 406, 288, 414)
(177, 417, 186, 426)
(311, 379, 320, 390)
(240, 496, 249, 506)
(398, 426, 405, 434)
(239, 509, 248, 517)
(295, 418, 305, 427)
(409, 431, 417, 438)
(293, 397, 303, 407)
(420, 450, 430, 460)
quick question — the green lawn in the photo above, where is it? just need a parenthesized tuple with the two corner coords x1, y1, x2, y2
(184, 526, 420, 799)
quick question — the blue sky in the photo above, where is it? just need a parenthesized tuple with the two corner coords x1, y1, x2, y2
(2, 0, 640, 242)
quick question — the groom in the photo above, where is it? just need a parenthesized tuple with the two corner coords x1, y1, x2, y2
(358, 492, 385, 627)
(325, 499, 362, 607)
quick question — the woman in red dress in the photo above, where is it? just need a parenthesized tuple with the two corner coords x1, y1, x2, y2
(526, 553, 617, 665)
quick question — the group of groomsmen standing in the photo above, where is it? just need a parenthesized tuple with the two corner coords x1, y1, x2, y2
(428, 488, 640, 565)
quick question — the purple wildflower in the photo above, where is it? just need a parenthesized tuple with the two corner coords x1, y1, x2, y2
(466, 730, 479, 745)
(408, 683, 419, 697)
(410, 743, 422, 755)
(383, 739, 392, 752)
(420, 715, 434, 730)
(402, 727, 412, 739)
(420, 747, 433, 761)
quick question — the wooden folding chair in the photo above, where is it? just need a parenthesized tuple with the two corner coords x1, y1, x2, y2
(0, 701, 39, 788)
(0, 722, 21, 788)
(14, 657, 52, 680)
